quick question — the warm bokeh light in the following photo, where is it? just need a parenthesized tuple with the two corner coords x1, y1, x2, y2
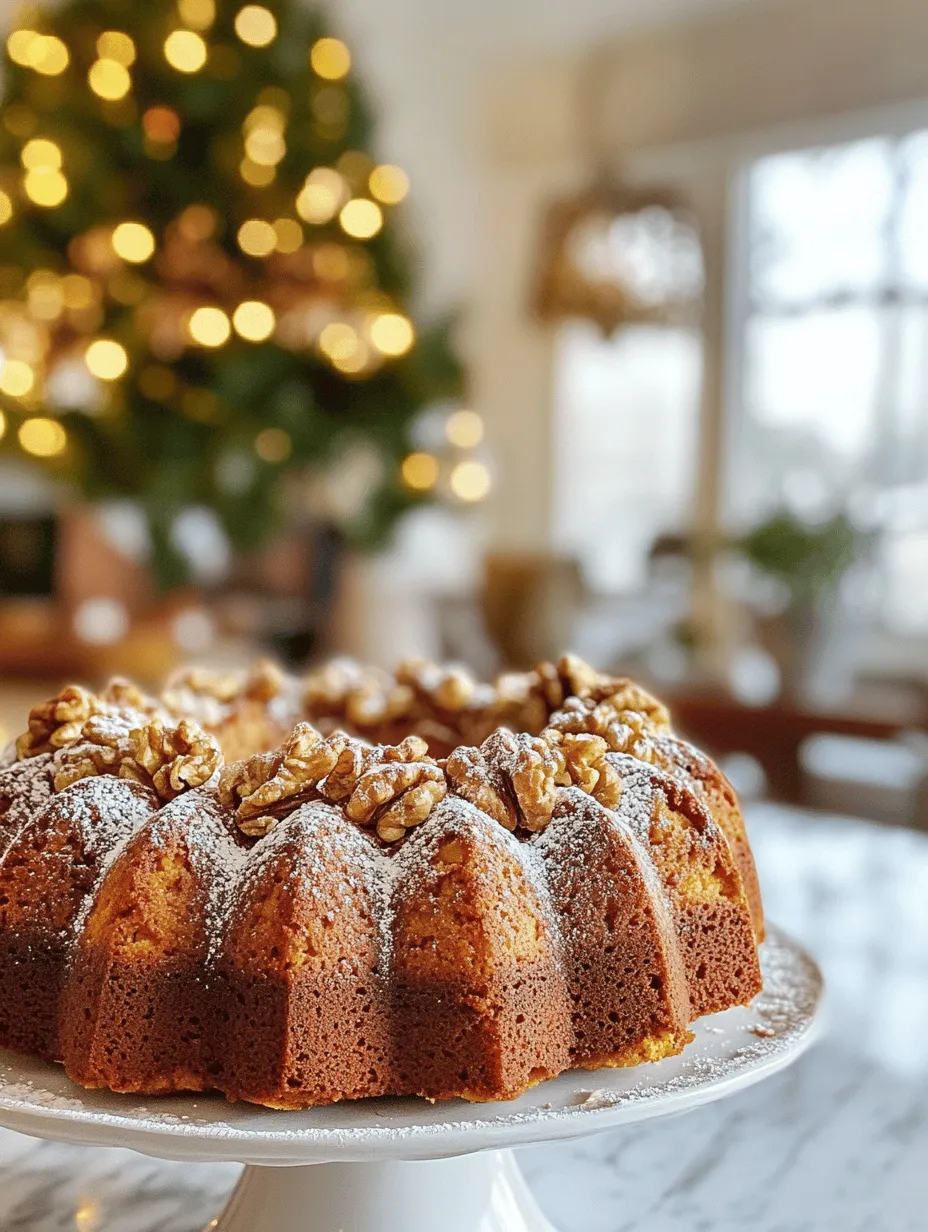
(319, 321, 359, 362)
(19, 417, 66, 457)
(188, 305, 231, 346)
(237, 218, 276, 257)
(0, 191, 13, 225)
(296, 168, 346, 224)
(177, 203, 217, 241)
(450, 460, 491, 502)
(244, 126, 285, 166)
(401, 451, 439, 491)
(234, 6, 277, 47)
(88, 58, 131, 101)
(233, 300, 275, 341)
(339, 198, 383, 240)
(164, 30, 208, 72)
(369, 312, 415, 356)
(313, 243, 350, 281)
(239, 158, 275, 187)
(368, 164, 410, 205)
(178, 0, 216, 30)
(0, 360, 35, 397)
(97, 31, 136, 66)
(10, 33, 71, 75)
(0, 410, 5, 440)
(310, 37, 351, 80)
(21, 139, 61, 170)
(112, 221, 155, 263)
(254, 426, 292, 462)
(85, 338, 129, 380)
(24, 167, 68, 207)
(142, 106, 181, 143)
(273, 217, 303, 253)
(7, 30, 39, 66)
(61, 273, 95, 309)
(446, 409, 484, 449)
(27, 270, 64, 320)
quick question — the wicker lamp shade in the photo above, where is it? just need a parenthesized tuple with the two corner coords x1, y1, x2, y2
(533, 174, 704, 334)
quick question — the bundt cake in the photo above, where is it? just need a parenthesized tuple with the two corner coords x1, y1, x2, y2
(0, 655, 763, 1108)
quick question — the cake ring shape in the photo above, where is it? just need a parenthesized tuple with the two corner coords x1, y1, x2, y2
(0, 655, 763, 1108)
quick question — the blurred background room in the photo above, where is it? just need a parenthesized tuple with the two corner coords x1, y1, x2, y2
(1, 0, 928, 1227)
(0, 0, 926, 829)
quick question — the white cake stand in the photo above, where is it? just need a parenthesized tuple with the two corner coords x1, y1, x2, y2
(0, 925, 822, 1232)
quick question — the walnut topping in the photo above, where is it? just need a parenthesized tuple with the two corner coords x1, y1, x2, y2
(52, 714, 221, 799)
(446, 730, 565, 833)
(544, 729, 623, 810)
(16, 685, 103, 759)
(396, 660, 478, 714)
(320, 734, 446, 842)
(100, 677, 160, 715)
(127, 717, 222, 800)
(547, 697, 658, 763)
(526, 656, 671, 734)
(219, 723, 349, 837)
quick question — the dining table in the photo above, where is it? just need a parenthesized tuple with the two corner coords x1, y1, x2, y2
(0, 801, 925, 1231)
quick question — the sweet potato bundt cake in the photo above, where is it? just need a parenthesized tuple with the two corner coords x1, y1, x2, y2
(0, 656, 763, 1108)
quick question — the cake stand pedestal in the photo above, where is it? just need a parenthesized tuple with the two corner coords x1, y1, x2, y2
(0, 926, 822, 1232)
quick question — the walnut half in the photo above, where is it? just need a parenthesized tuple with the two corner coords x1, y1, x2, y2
(16, 685, 102, 759)
(53, 714, 222, 801)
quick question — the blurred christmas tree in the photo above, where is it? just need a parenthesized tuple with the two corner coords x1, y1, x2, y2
(0, 0, 462, 585)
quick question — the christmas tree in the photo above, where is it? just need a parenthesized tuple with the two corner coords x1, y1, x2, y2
(0, 0, 462, 585)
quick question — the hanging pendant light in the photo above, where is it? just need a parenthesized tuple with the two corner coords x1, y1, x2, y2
(532, 54, 704, 334)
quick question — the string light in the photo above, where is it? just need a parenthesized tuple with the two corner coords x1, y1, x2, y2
(296, 168, 346, 224)
(234, 6, 277, 47)
(318, 322, 359, 363)
(19, 417, 66, 457)
(254, 427, 291, 462)
(24, 167, 68, 207)
(112, 221, 155, 263)
(369, 165, 409, 205)
(142, 106, 181, 143)
(85, 338, 128, 380)
(0, 360, 35, 397)
(339, 198, 382, 240)
(177, 203, 217, 241)
(88, 58, 131, 101)
(61, 274, 95, 309)
(164, 30, 208, 73)
(0, 192, 12, 225)
(313, 244, 350, 280)
(233, 300, 275, 341)
(9, 33, 70, 75)
(369, 312, 414, 356)
(450, 460, 491, 502)
(273, 217, 303, 253)
(401, 452, 439, 491)
(445, 409, 484, 448)
(27, 270, 64, 320)
(237, 218, 276, 257)
(188, 306, 231, 347)
(97, 32, 136, 66)
(244, 127, 285, 167)
(178, 0, 216, 30)
(21, 139, 61, 170)
(310, 37, 351, 80)
(239, 159, 275, 187)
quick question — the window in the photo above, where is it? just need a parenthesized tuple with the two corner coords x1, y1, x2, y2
(552, 320, 702, 591)
(733, 133, 928, 632)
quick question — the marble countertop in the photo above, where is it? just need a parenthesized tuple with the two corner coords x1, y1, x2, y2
(1, 803, 926, 1231)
